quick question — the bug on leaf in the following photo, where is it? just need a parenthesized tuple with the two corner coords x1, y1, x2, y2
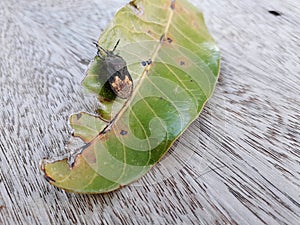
(95, 40, 133, 99)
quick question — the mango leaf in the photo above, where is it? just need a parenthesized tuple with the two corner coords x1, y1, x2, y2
(41, 0, 220, 193)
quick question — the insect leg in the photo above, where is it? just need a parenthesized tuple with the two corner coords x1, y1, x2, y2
(93, 41, 108, 58)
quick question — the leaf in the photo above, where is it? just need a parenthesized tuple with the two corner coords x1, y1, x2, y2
(41, 0, 220, 193)
(69, 112, 107, 143)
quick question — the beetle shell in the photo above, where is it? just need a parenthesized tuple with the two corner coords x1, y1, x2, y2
(96, 42, 133, 99)
(104, 52, 133, 99)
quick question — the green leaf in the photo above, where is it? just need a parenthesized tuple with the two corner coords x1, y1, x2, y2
(69, 112, 107, 142)
(41, 0, 220, 193)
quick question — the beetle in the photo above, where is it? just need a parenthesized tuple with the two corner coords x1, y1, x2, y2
(95, 40, 133, 99)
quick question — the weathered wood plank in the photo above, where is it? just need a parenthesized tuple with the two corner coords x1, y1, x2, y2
(1, 0, 299, 224)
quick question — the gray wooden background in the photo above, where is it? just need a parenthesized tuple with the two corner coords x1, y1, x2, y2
(1, 0, 299, 224)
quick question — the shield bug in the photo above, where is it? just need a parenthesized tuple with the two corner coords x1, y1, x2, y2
(95, 40, 133, 99)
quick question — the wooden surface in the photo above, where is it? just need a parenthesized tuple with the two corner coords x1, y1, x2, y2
(1, 0, 299, 224)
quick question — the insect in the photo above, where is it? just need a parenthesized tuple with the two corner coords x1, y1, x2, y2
(95, 40, 133, 99)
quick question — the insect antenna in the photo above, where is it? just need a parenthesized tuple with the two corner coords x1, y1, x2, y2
(112, 39, 121, 52)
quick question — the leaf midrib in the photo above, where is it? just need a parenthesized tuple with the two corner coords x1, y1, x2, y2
(104, 2, 175, 133)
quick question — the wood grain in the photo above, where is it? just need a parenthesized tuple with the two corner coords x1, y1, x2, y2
(1, 0, 299, 224)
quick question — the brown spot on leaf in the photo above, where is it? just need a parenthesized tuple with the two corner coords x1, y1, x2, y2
(82, 146, 97, 164)
(98, 95, 115, 103)
(120, 130, 128, 136)
(167, 37, 173, 43)
(129, 1, 138, 9)
(76, 113, 82, 120)
(129, 1, 143, 16)
(141, 61, 147, 66)
(147, 59, 152, 65)
(170, 0, 176, 10)
(176, 57, 189, 68)
(160, 34, 174, 45)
